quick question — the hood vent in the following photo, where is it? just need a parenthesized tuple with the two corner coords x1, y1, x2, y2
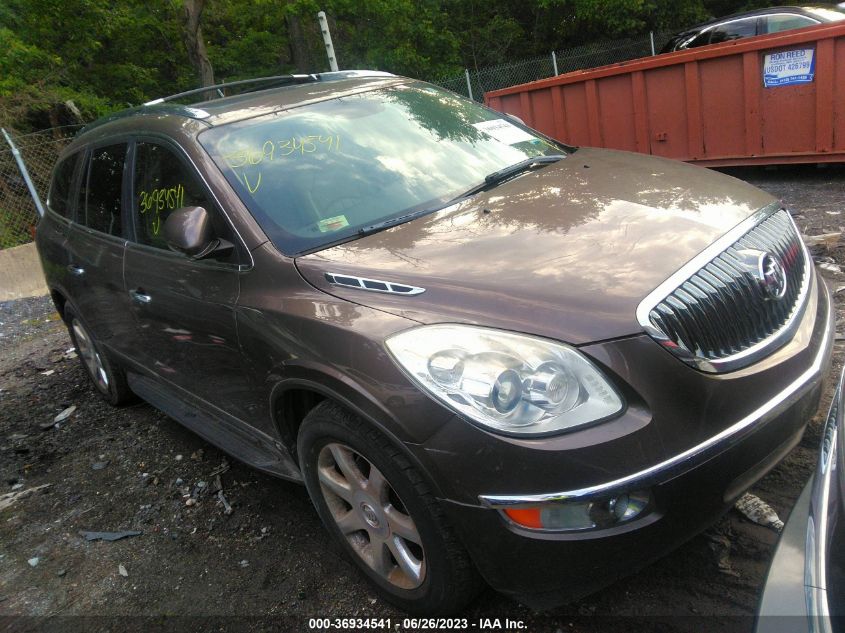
(324, 272, 425, 296)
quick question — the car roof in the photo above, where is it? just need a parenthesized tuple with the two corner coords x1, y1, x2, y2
(74, 72, 407, 141)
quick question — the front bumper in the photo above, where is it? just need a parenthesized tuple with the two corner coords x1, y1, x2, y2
(423, 275, 834, 608)
(756, 365, 844, 633)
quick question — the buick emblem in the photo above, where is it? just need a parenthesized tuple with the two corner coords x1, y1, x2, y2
(759, 252, 787, 300)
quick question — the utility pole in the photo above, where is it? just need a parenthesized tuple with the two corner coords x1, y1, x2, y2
(317, 11, 339, 72)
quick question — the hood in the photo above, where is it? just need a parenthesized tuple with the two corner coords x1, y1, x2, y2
(296, 147, 777, 345)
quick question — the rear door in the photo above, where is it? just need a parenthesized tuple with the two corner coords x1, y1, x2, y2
(37, 152, 82, 295)
(64, 142, 135, 355)
(122, 139, 254, 420)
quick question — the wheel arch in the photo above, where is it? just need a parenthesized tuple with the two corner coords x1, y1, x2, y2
(269, 373, 448, 500)
(49, 288, 68, 321)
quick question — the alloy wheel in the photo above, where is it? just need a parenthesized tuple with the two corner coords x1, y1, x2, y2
(317, 442, 426, 589)
(71, 318, 109, 393)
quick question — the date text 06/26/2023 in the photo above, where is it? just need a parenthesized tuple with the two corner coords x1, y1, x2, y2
(307, 617, 528, 630)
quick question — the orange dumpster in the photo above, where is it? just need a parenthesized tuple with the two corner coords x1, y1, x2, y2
(485, 22, 845, 167)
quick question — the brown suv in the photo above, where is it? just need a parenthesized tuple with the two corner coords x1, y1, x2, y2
(37, 71, 834, 614)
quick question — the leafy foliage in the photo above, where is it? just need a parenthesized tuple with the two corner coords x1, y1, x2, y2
(0, 0, 785, 131)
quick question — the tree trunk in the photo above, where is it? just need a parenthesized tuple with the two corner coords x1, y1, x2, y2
(285, 13, 310, 73)
(183, 0, 215, 92)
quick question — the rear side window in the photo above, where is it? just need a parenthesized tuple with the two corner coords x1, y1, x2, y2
(80, 144, 127, 236)
(47, 154, 78, 219)
(133, 142, 214, 250)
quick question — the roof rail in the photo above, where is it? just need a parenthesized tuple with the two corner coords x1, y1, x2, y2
(143, 74, 318, 106)
(142, 70, 396, 107)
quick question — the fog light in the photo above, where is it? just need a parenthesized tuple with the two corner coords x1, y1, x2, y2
(502, 491, 651, 532)
(589, 495, 629, 528)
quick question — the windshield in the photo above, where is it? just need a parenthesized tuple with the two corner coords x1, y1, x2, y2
(199, 82, 569, 254)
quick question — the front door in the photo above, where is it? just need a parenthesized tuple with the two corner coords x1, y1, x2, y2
(122, 140, 254, 422)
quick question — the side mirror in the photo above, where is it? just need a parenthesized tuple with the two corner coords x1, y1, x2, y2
(163, 206, 230, 260)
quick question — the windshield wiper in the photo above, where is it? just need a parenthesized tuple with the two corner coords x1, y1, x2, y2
(461, 153, 567, 199)
(357, 153, 566, 237)
(359, 208, 436, 236)
(431, 154, 569, 212)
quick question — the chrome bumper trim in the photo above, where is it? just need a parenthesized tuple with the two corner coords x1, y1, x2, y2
(803, 364, 842, 631)
(479, 275, 832, 508)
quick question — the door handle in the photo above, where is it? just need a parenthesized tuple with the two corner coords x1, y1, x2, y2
(67, 264, 85, 276)
(129, 289, 152, 305)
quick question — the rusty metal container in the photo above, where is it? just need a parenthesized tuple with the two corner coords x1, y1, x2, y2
(485, 23, 845, 167)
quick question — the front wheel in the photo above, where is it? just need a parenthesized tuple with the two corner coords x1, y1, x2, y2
(298, 401, 481, 614)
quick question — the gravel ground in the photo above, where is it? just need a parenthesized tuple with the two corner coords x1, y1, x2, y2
(0, 164, 843, 632)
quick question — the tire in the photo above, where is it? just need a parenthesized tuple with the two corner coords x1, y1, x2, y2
(64, 305, 133, 406)
(298, 401, 482, 614)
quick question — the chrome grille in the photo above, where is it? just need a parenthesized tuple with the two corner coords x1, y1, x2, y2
(639, 207, 810, 372)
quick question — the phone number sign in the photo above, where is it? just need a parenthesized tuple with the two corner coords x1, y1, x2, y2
(763, 48, 815, 88)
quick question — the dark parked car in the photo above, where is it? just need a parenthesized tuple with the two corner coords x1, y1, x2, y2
(756, 366, 844, 633)
(661, 5, 845, 53)
(37, 71, 834, 614)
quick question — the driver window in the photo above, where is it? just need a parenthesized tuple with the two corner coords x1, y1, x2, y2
(708, 18, 758, 44)
(133, 142, 220, 250)
(685, 30, 712, 49)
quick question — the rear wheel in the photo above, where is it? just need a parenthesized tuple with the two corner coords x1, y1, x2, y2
(64, 305, 133, 406)
(298, 401, 481, 614)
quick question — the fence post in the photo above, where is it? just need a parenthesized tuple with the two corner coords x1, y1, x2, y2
(464, 69, 474, 100)
(552, 51, 559, 75)
(650, 31, 656, 56)
(1, 128, 46, 218)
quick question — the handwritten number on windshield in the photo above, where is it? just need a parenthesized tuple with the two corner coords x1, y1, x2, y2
(222, 135, 341, 194)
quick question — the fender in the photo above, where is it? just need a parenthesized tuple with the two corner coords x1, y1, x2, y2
(268, 365, 450, 500)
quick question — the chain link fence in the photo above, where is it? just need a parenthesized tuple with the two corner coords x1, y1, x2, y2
(0, 125, 83, 249)
(431, 31, 673, 100)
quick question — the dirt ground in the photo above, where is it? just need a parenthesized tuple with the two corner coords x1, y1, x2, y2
(1, 164, 844, 633)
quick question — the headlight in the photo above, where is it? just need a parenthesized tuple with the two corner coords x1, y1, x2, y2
(385, 325, 624, 435)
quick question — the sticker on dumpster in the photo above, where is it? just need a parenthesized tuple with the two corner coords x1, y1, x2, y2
(473, 119, 535, 145)
(763, 48, 815, 88)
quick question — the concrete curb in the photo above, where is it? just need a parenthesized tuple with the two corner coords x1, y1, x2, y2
(0, 242, 48, 301)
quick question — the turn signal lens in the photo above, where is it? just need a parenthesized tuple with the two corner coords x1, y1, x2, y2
(503, 508, 543, 529)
